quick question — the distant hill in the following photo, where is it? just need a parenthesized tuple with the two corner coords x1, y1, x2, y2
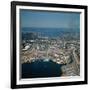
(21, 27, 80, 40)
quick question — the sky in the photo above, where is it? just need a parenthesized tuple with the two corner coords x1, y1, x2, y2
(20, 9, 80, 29)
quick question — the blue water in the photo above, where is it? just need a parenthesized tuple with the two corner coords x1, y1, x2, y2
(22, 60, 62, 78)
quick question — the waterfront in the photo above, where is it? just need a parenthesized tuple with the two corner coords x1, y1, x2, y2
(21, 28, 80, 78)
(22, 60, 62, 78)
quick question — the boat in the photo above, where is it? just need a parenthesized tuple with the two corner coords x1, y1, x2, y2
(44, 58, 49, 62)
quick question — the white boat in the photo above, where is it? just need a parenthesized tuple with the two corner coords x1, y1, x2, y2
(44, 58, 49, 62)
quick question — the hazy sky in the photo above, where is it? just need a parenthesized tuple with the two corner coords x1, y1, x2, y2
(20, 9, 80, 29)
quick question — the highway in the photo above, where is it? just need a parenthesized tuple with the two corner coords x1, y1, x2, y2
(72, 48, 80, 75)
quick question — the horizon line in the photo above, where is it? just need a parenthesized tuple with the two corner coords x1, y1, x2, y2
(21, 27, 80, 29)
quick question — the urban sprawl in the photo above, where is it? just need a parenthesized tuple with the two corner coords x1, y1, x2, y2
(21, 32, 80, 76)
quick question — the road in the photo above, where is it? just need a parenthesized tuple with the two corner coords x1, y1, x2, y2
(72, 48, 80, 75)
